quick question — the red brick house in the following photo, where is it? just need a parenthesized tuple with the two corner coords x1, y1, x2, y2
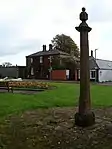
(26, 44, 79, 80)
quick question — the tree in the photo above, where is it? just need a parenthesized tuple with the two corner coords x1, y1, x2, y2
(51, 34, 80, 70)
(2, 62, 12, 67)
(51, 34, 80, 57)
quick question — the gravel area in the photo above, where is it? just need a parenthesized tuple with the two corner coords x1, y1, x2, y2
(0, 107, 112, 149)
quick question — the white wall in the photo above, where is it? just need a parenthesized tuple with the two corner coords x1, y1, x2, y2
(99, 69, 112, 82)
(66, 70, 69, 79)
(66, 70, 69, 76)
(78, 70, 96, 80)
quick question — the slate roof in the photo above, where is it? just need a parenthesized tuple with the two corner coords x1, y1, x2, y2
(89, 56, 99, 69)
(89, 56, 112, 70)
(26, 49, 70, 57)
(96, 59, 112, 69)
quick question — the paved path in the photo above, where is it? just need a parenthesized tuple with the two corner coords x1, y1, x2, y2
(0, 89, 41, 95)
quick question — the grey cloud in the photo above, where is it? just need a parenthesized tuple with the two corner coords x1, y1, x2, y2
(12, 39, 42, 52)
(0, 39, 42, 56)
(0, 13, 42, 56)
(87, 0, 112, 23)
(61, 0, 112, 23)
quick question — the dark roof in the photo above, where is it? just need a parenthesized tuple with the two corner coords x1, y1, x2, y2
(89, 56, 99, 69)
(89, 56, 112, 69)
(26, 49, 70, 57)
(96, 58, 112, 69)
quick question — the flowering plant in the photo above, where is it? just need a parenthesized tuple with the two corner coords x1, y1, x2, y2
(8, 81, 50, 89)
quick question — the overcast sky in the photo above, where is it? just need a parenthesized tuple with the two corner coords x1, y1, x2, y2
(0, 0, 111, 65)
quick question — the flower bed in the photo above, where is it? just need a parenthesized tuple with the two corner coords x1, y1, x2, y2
(8, 81, 51, 89)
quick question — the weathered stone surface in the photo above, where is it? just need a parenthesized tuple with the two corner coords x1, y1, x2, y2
(75, 7, 95, 127)
(75, 111, 95, 127)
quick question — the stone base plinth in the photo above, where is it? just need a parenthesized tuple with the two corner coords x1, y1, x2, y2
(75, 111, 95, 127)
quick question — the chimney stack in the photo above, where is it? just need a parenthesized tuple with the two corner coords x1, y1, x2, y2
(91, 50, 93, 57)
(43, 45, 46, 51)
(49, 44, 53, 51)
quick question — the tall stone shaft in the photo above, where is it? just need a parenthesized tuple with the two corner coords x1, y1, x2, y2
(75, 7, 95, 127)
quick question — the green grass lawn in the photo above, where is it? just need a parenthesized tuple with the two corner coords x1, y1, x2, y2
(0, 82, 112, 119)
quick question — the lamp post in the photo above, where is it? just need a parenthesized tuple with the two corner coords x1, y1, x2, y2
(95, 49, 98, 60)
(95, 49, 98, 83)
(75, 7, 95, 127)
(95, 67, 97, 83)
(16, 64, 19, 78)
(48, 56, 52, 80)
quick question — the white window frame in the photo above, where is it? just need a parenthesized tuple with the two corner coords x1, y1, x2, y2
(78, 70, 80, 79)
(40, 56, 43, 63)
(31, 67, 34, 75)
(78, 70, 96, 79)
(60, 59, 62, 65)
(31, 58, 33, 63)
(90, 70, 96, 79)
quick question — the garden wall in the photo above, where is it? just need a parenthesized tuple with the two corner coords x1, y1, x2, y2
(0, 66, 26, 79)
(51, 69, 78, 81)
(0, 67, 17, 78)
(51, 70, 67, 80)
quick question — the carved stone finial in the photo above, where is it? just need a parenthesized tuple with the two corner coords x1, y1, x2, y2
(80, 7, 88, 22)
(75, 7, 91, 32)
(82, 7, 86, 12)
